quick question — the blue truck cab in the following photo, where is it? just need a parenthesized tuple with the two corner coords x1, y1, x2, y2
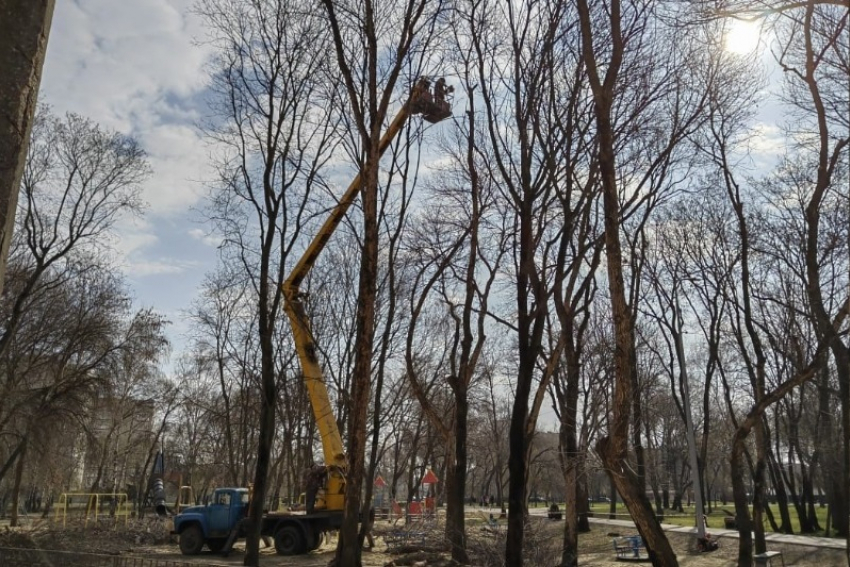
(173, 487, 250, 554)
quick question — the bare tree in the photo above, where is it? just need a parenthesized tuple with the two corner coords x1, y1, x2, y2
(169, 355, 224, 497)
(450, 1, 577, 562)
(0, 106, 148, 492)
(684, 0, 848, 556)
(0, 266, 168, 526)
(316, 0, 447, 563)
(678, 5, 849, 562)
(80, 309, 170, 494)
(774, 2, 850, 553)
(536, 10, 604, 564)
(403, 102, 503, 561)
(575, 0, 681, 563)
(188, 268, 260, 487)
(196, 0, 338, 563)
(0, 108, 147, 361)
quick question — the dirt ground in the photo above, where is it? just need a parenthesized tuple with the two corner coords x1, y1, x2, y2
(0, 516, 846, 566)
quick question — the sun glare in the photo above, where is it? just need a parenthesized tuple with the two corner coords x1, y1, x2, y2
(725, 19, 761, 55)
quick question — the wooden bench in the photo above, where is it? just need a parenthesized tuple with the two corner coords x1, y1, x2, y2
(753, 551, 784, 566)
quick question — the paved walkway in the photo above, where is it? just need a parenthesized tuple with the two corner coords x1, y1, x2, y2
(587, 517, 847, 550)
(479, 506, 846, 550)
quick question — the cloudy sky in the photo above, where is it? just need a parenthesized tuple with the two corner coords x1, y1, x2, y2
(41, 0, 216, 362)
(37, 1, 785, 371)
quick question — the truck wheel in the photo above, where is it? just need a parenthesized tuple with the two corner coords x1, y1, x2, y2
(207, 538, 227, 553)
(274, 525, 304, 555)
(179, 525, 205, 555)
(308, 531, 324, 551)
(301, 524, 319, 551)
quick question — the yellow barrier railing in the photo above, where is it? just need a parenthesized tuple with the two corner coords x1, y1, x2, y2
(176, 485, 195, 513)
(54, 492, 131, 528)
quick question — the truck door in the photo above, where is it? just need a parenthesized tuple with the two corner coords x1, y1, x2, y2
(208, 491, 232, 537)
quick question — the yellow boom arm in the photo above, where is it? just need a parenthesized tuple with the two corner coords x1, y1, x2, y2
(282, 78, 451, 511)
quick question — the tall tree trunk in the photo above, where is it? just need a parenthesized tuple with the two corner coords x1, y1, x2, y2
(447, 393, 470, 564)
(751, 420, 768, 553)
(244, 317, 277, 566)
(557, 329, 584, 567)
(576, 0, 676, 564)
(731, 438, 755, 565)
(793, 0, 850, 549)
(834, 353, 850, 545)
(766, 449, 793, 533)
(816, 360, 841, 536)
(559, 415, 580, 567)
(10, 439, 26, 527)
(505, 353, 533, 566)
(0, 0, 54, 295)
(336, 149, 380, 567)
(0, 437, 26, 486)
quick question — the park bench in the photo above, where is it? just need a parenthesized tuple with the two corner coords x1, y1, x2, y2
(613, 538, 632, 558)
(612, 535, 645, 560)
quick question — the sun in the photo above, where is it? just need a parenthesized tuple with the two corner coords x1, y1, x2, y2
(725, 19, 762, 55)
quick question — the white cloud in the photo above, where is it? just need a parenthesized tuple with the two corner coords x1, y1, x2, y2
(125, 259, 198, 278)
(188, 228, 222, 248)
(43, 0, 214, 216)
(44, 0, 209, 120)
(751, 124, 783, 150)
(115, 229, 159, 258)
(40, 1, 219, 362)
(140, 123, 209, 215)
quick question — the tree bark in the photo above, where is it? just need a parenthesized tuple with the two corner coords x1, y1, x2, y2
(10, 439, 26, 527)
(243, 335, 276, 566)
(0, 436, 26, 487)
(576, 0, 677, 564)
(0, 0, 54, 296)
(558, 379, 581, 567)
(335, 144, 380, 567)
(447, 393, 470, 564)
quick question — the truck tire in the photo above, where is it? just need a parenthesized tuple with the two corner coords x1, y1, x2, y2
(274, 525, 304, 555)
(179, 524, 205, 555)
(308, 531, 323, 551)
(301, 523, 319, 551)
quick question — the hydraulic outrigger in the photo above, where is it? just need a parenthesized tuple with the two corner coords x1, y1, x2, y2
(282, 77, 453, 512)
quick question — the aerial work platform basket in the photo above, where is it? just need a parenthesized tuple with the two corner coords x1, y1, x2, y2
(409, 77, 453, 123)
